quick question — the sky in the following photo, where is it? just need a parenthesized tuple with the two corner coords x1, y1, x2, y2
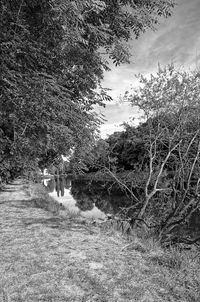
(96, 0, 200, 138)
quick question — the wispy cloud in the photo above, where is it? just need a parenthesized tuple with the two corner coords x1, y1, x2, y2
(99, 0, 200, 137)
(100, 123, 124, 138)
(96, 102, 141, 123)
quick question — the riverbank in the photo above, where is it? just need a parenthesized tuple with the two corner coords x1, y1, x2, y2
(72, 170, 145, 185)
(0, 179, 200, 301)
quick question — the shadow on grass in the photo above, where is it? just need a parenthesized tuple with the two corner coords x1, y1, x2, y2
(0, 187, 19, 193)
(7, 197, 90, 232)
(22, 215, 91, 234)
(23, 216, 69, 228)
(0, 200, 14, 205)
(15, 197, 61, 213)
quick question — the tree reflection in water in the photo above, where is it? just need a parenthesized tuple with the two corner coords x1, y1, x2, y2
(44, 178, 55, 193)
(43, 176, 133, 217)
(44, 176, 71, 197)
(73, 193, 94, 211)
(70, 180, 133, 216)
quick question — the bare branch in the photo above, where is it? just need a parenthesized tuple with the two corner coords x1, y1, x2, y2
(145, 141, 154, 198)
(21, 124, 28, 136)
(186, 141, 200, 191)
(153, 141, 181, 193)
(184, 129, 200, 158)
(103, 167, 140, 203)
(195, 178, 200, 196)
(138, 141, 181, 218)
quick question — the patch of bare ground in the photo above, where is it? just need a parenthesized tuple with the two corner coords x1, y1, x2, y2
(0, 179, 200, 301)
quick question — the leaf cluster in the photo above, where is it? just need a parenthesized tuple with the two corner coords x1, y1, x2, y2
(0, 0, 175, 180)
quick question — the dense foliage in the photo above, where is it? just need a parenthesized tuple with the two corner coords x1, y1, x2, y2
(0, 0, 175, 182)
(80, 65, 200, 246)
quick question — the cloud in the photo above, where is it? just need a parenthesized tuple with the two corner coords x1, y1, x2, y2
(98, 0, 200, 137)
(131, 0, 200, 71)
(100, 123, 125, 139)
(96, 102, 140, 124)
(102, 66, 139, 99)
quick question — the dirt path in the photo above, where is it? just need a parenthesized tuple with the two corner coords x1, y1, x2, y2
(0, 180, 191, 302)
(0, 179, 30, 202)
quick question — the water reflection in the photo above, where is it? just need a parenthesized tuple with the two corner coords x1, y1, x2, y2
(43, 176, 133, 220)
(43, 177, 107, 220)
(43, 177, 200, 237)
(44, 177, 71, 196)
(43, 178, 55, 193)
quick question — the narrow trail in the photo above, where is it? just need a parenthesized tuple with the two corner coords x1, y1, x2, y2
(0, 180, 177, 302)
(0, 179, 30, 202)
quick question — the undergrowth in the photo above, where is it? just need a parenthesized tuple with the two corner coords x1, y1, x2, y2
(1, 180, 199, 301)
(99, 218, 200, 302)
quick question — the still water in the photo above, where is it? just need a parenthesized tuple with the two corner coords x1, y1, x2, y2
(43, 176, 133, 220)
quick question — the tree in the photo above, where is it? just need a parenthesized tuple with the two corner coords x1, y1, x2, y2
(0, 0, 175, 181)
(73, 63, 200, 246)
(125, 65, 200, 245)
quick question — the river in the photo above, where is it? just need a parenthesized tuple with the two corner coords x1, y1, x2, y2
(42, 175, 200, 241)
(43, 176, 133, 220)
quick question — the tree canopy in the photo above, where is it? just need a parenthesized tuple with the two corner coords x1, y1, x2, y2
(0, 0, 175, 181)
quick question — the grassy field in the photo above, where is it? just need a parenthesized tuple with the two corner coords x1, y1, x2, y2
(0, 179, 200, 301)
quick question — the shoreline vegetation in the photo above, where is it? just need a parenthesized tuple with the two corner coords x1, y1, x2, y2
(0, 178, 200, 301)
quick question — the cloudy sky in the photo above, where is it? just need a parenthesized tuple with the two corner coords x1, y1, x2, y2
(97, 0, 200, 138)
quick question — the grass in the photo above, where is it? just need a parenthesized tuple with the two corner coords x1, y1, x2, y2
(0, 180, 200, 301)
(25, 182, 61, 213)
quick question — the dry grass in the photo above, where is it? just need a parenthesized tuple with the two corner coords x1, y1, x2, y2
(0, 180, 200, 301)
